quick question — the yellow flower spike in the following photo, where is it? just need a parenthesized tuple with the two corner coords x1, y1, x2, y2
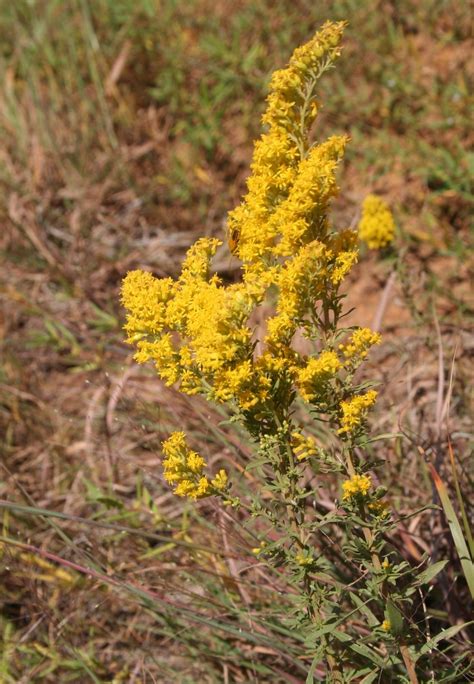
(227, 22, 346, 264)
(381, 619, 392, 632)
(331, 249, 359, 284)
(358, 194, 395, 250)
(174, 479, 200, 498)
(186, 452, 206, 474)
(139, 334, 180, 384)
(195, 477, 212, 498)
(263, 20, 346, 133)
(271, 136, 348, 257)
(213, 360, 271, 409)
(273, 240, 330, 320)
(326, 228, 359, 283)
(265, 312, 297, 349)
(342, 474, 372, 500)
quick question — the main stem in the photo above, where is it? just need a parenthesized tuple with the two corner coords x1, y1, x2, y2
(277, 422, 342, 681)
(344, 449, 419, 684)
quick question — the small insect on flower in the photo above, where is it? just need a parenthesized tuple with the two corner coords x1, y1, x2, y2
(227, 225, 241, 256)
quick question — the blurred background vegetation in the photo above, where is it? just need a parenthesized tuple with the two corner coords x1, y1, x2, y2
(0, 1, 472, 681)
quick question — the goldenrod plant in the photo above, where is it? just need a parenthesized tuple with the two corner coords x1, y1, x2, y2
(122, 22, 470, 681)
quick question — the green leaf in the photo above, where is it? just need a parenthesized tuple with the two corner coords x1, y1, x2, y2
(350, 593, 379, 627)
(348, 642, 386, 668)
(332, 630, 386, 667)
(360, 432, 404, 445)
(447, 438, 474, 560)
(386, 600, 404, 636)
(417, 622, 473, 658)
(360, 671, 381, 684)
(415, 559, 448, 586)
(95, 496, 124, 510)
(305, 621, 340, 641)
(305, 648, 324, 683)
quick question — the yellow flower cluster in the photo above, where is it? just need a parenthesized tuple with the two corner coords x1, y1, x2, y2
(342, 473, 372, 500)
(338, 390, 378, 434)
(340, 327, 381, 367)
(358, 194, 395, 250)
(291, 431, 319, 461)
(122, 23, 382, 502)
(368, 499, 390, 517)
(274, 241, 329, 320)
(264, 230, 359, 357)
(122, 22, 363, 423)
(122, 238, 270, 409)
(297, 351, 341, 402)
(251, 541, 267, 555)
(161, 432, 228, 500)
(295, 551, 314, 566)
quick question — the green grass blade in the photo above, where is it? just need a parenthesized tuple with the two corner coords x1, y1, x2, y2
(430, 465, 474, 599)
(448, 438, 474, 559)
